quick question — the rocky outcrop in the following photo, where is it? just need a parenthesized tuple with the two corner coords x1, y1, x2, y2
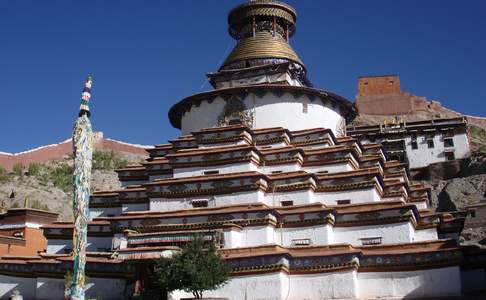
(413, 154, 486, 183)
(415, 154, 486, 247)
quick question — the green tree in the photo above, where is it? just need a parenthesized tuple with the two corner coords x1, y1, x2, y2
(154, 237, 230, 299)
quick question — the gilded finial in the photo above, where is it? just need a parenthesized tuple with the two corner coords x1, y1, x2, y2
(79, 75, 93, 117)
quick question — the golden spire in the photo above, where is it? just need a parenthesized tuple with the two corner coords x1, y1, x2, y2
(221, 0, 305, 71)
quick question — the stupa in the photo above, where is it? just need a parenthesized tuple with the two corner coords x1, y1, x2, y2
(1, 1, 485, 300)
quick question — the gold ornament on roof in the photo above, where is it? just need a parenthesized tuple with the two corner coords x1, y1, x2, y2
(223, 32, 303, 68)
(221, 0, 305, 71)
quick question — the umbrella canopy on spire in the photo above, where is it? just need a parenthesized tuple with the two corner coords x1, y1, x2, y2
(220, 0, 305, 72)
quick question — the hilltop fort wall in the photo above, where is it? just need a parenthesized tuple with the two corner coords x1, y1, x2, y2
(0, 132, 148, 171)
(355, 75, 486, 128)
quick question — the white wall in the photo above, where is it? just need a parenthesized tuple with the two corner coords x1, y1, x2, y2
(413, 228, 438, 242)
(85, 277, 131, 300)
(0, 275, 37, 300)
(173, 162, 258, 178)
(113, 233, 128, 250)
(358, 266, 461, 299)
(150, 197, 192, 212)
(241, 225, 276, 247)
(87, 236, 113, 252)
(150, 190, 267, 212)
(288, 269, 358, 299)
(47, 236, 113, 254)
(394, 132, 469, 169)
(180, 93, 346, 137)
(304, 163, 355, 174)
(120, 180, 147, 188)
(90, 206, 122, 220)
(198, 139, 249, 149)
(413, 201, 429, 210)
(223, 230, 242, 248)
(223, 225, 334, 248)
(149, 174, 172, 182)
(214, 190, 268, 207)
(36, 277, 65, 300)
(0, 276, 130, 300)
(122, 203, 148, 213)
(266, 190, 314, 206)
(279, 225, 332, 247)
(334, 222, 413, 246)
(314, 188, 381, 205)
(150, 185, 385, 211)
(47, 239, 72, 254)
(260, 163, 301, 174)
(172, 271, 289, 300)
(171, 270, 359, 300)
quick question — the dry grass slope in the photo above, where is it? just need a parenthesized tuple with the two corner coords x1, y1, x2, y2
(0, 150, 146, 220)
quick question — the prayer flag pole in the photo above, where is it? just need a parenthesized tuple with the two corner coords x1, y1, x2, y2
(69, 75, 94, 300)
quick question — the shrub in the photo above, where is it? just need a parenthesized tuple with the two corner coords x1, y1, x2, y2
(30, 199, 50, 211)
(27, 163, 42, 176)
(38, 175, 49, 186)
(92, 150, 128, 170)
(12, 163, 24, 176)
(49, 164, 73, 191)
(153, 237, 230, 299)
(0, 166, 9, 182)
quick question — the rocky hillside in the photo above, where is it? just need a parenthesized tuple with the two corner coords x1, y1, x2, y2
(419, 154, 486, 247)
(0, 150, 147, 220)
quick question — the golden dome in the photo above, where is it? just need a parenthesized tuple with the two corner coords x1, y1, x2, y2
(221, 32, 304, 69)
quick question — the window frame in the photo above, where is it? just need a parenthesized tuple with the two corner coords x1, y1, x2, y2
(281, 200, 294, 207)
(360, 237, 382, 246)
(445, 151, 455, 161)
(444, 138, 454, 148)
(191, 199, 209, 208)
(337, 199, 351, 205)
(203, 170, 220, 176)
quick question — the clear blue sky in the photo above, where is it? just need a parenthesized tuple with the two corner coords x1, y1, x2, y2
(1, 0, 485, 152)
